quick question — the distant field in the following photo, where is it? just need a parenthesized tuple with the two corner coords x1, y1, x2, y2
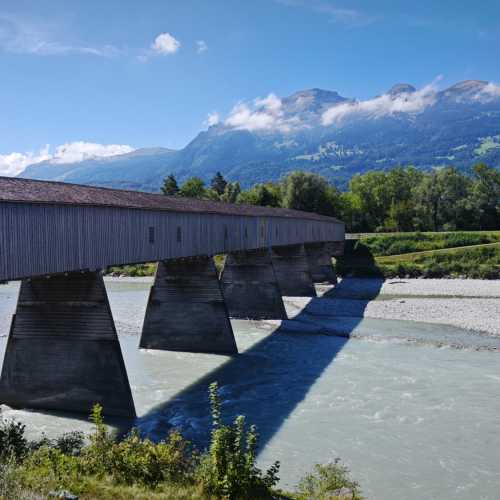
(338, 231, 500, 279)
(376, 242, 500, 264)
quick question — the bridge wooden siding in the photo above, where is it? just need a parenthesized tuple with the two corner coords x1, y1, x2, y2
(0, 178, 344, 282)
(0, 176, 345, 418)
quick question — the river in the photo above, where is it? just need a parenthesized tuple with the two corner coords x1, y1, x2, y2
(1, 278, 499, 499)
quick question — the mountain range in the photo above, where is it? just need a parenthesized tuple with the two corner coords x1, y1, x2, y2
(19, 80, 500, 191)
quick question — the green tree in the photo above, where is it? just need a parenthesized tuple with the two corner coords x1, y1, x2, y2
(281, 171, 343, 217)
(221, 181, 241, 203)
(237, 183, 282, 207)
(161, 174, 179, 196)
(413, 167, 472, 231)
(470, 163, 500, 230)
(179, 177, 207, 199)
(210, 171, 228, 197)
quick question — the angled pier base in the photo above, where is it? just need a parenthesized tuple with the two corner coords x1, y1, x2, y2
(0, 272, 135, 418)
(271, 244, 316, 297)
(140, 258, 237, 354)
(304, 242, 337, 284)
(221, 249, 287, 320)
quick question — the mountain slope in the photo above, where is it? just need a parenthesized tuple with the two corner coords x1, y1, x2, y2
(19, 81, 500, 190)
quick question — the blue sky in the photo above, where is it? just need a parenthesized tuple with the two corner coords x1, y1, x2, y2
(1, 0, 499, 174)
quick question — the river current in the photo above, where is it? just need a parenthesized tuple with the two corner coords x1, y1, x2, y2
(1, 279, 499, 499)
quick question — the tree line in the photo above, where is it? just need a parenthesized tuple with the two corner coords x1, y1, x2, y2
(161, 164, 499, 232)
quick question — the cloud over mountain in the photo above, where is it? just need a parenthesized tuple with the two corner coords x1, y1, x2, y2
(321, 81, 439, 125)
(0, 142, 134, 177)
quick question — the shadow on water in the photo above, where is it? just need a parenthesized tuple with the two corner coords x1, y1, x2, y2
(1, 244, 384, 452)
(136, 273, 383, 452)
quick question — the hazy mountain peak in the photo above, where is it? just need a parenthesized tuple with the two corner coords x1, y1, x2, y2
(284, 88, 346, 106)
(440, 80, 490, 101)
(446, 80, 488, 92)
(387, 83, 416, 96)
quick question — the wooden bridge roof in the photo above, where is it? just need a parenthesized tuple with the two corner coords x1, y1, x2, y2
(0, 176, 343, 224)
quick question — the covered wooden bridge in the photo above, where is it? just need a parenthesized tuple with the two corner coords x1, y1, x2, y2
(0, 176, 345, 418)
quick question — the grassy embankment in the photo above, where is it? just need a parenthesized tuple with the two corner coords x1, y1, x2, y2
(336, 231, 500, 279)
(0, 384, 362, 500)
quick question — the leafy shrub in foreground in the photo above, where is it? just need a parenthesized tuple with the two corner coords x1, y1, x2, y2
(295, 461, 363, 500)
(197, 382, 280, 499)
(0, 418, 28, 462)
(81, 404, 195, 488)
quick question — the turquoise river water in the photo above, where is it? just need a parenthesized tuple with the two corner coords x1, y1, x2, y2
(0, 279, 499, 499)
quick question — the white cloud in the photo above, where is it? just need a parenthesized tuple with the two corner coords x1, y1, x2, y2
(321, 80, 439, 125)
(196, 40, 208, 54)
(254, 93, 282, 112)
(0, 146, 51, 176)
(151, 32, 180, 55)
(0, 14, 119, 57)
(225, 103, 278, 131)
(475, 82, 500, 100)
(0, 142, 134, 177)
(224, 93, 302, 133)
(206, 112, 220, 126)
(276, 0, 376, 27)
(50, 142, 134, 164)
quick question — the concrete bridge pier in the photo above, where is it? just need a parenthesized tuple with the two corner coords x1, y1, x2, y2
(0, 271, 136, 418)
(271, 244, 316, 297)
(220, 249, 287, 319)
(304, 242, 337, 284)
(140, 257, 237, 354)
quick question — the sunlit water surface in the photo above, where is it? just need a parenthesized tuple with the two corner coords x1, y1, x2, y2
(1, 279, 499, 500)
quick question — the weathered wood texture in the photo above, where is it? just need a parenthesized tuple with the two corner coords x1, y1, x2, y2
(304, 242, 337, 284)
(140, 258, 237, 354)
(0, 202, 344, 282)
(271, 244, 316, 297)
(221, 249, 287, 320)
(0, 271, 135, 417)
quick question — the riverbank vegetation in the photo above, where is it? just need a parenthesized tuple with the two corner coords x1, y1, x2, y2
(0, 383, 362, 500)
(337, 232, 500, 279)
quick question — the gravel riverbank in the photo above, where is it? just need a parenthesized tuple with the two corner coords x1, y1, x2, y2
(287, 278, 500, 337)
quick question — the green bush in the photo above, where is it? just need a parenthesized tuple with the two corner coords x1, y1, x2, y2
(0, 419, 28, 462)
(106, 429, 195, 487)
(80, 404, 195, 488)
(295, 461, 363, 500)
(197, 382, 280, 499)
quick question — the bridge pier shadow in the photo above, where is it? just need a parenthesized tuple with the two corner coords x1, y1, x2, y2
(135, 276, 384, 452)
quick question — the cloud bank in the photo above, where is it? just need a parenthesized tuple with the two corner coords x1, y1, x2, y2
(0, 142, 134, 177)
(476, 82, 500, 100)
(224, 93, 301, 132)
(322, 81, 439, 125)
